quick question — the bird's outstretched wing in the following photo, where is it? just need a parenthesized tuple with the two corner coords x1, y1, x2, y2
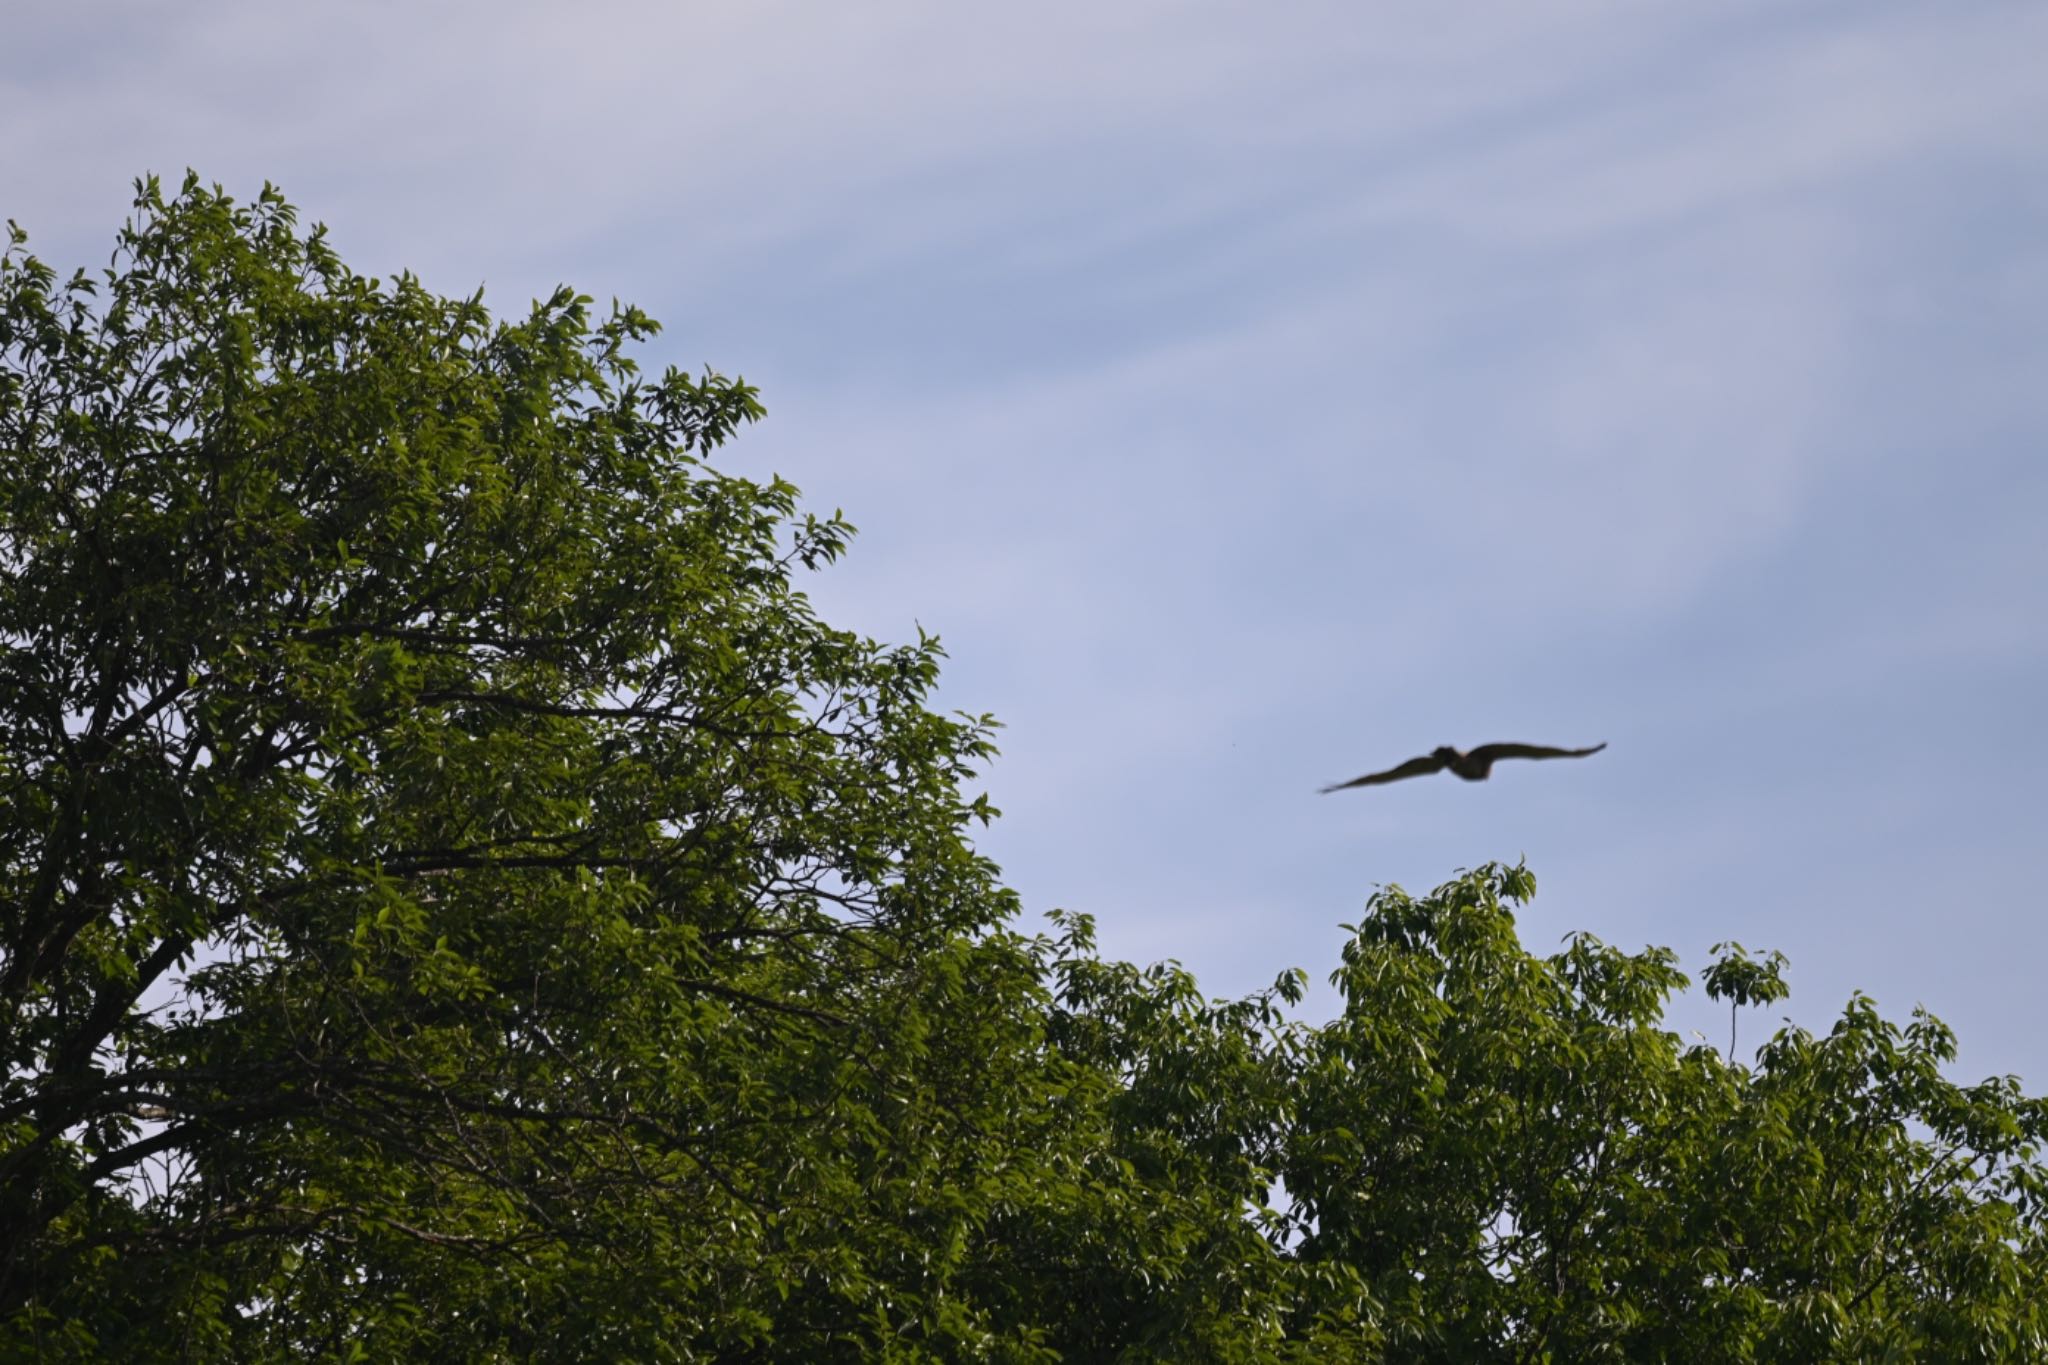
(1319, 752, 1451, 793)
(1466, 741, 1607, 764)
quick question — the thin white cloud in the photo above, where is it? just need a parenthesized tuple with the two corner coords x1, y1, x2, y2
(5, 0, 2044, 1068)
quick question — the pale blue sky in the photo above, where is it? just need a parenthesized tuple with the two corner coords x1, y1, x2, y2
(6, 1, 2044, 1079)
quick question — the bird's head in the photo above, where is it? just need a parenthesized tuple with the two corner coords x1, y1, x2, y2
(1431, 745, 1461, 763)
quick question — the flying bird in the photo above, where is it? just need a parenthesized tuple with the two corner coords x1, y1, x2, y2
(1320, 742, 1607, 793)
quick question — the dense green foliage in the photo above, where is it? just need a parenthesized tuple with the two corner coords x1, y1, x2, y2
(4, 177, 2044, 1361)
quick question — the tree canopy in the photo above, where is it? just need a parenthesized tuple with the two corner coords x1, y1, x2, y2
(4, 176, 2044, 1361)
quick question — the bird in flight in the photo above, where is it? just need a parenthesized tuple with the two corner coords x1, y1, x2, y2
(1320, 742, 1606, 793)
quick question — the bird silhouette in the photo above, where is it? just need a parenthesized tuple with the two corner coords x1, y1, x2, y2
(1320, 742, 1606, 793)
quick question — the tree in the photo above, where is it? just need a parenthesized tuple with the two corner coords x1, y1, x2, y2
(1284, 865, 2048, 1360)
(6, 176, 2044, 1362)
(0, 173, 1102, 1359)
